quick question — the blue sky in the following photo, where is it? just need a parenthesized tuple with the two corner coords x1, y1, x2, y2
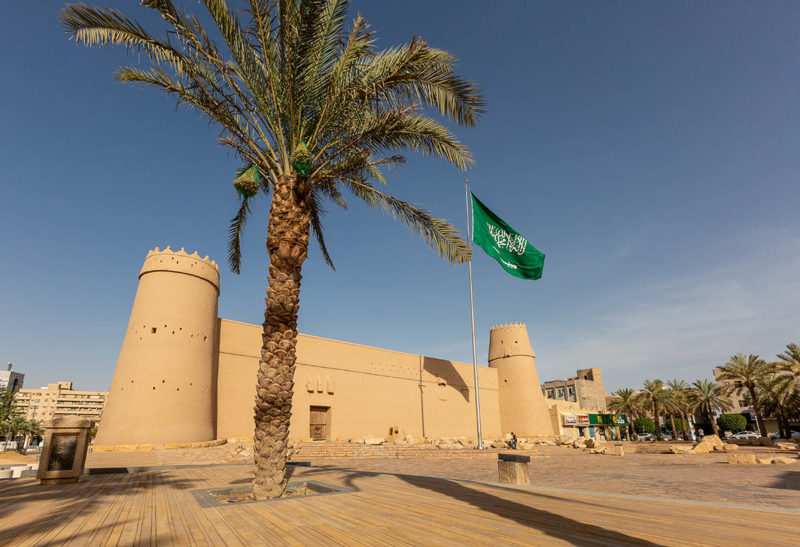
(1, 1, 799, 393)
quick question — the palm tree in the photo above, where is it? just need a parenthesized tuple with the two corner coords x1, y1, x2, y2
(608, 388, 639, 440)
(25, 419, 44, 447)
(637, 380, 667, 440)
(777, 343, 800, 376)
(758, 371, 796, 439)
(716, 353, 770, 436)
(666, 379, 690, 440)
(62, 0, 483, 499)
(9, 416, 29, 442)
(688, 379, 732, 437)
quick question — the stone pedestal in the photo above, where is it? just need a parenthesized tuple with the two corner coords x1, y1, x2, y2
(37, 416, 92, 485)
(497, 453, 530, 485)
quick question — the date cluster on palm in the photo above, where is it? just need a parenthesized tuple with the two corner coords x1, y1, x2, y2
(291, 142, 312, 177)
(233, 165, 260, 197)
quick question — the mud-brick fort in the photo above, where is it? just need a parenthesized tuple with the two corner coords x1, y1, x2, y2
(95, 247, 606, 448)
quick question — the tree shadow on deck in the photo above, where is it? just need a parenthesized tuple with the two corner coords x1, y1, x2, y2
(0, 470, 197, 544)
(768, 470, 800, 491)
(290, 467, 660, 545)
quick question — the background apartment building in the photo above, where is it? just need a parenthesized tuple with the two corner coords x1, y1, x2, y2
(15, 382, 108, 424)
(541, 368, 608, 412)
(0, 362, 24, 392)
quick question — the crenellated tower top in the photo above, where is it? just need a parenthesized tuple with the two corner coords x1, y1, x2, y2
(139, 246, 220, 292)
(488, 322, 534, 362)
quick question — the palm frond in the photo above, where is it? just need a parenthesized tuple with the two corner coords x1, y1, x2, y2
(228, 194, 254, 274)
(342, 179, 470, 264)
(62, 3, 186, 73)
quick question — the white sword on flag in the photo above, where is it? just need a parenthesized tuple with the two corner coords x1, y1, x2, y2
(465, 179, 484, 450)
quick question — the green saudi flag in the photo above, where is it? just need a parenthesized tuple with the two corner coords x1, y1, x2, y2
(471, 193, 545, 280)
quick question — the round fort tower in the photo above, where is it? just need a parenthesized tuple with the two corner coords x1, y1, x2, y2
(94, 247, 220, 447)
(487, 323, 552, 437)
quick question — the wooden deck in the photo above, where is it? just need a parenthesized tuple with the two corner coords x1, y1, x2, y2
(1, 464, 798, 545)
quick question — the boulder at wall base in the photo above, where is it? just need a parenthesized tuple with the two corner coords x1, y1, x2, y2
(584, 438, 596, 449)
(670, 445, 694, 454)
(729, 454, 758, 464)
(722, 444, 738, 452)
(772, 457, 797, 465)
(438, 443, 465, 450)
(775, 442, 797, 450)
(363, 437, 385, 446)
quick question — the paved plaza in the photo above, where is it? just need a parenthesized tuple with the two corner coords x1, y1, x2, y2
(85, 442, 800, 509)
(1, 442, 798, 545)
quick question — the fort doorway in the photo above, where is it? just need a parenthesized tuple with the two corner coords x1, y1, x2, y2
(309, 406, 330, 441)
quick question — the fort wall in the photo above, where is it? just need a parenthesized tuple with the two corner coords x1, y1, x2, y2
(216, 319, 502, 441)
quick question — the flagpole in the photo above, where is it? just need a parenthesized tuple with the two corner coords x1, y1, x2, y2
(465, 179, 484, 450)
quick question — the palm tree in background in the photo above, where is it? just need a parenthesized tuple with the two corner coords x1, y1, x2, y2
(688, 379, 732, 437)
(608, 388, 640, 440)
(758, 371, 796, 439)
(25, 419, 44, 447)
(9, 416, 29, 442)
(777, 343, 800, 376)
(637, 380, 667, 440)
(62, 0, 483, 499)
(716, 353, 770, 436)
(666, 379, 690, 440)
(661, 391, 681, 441)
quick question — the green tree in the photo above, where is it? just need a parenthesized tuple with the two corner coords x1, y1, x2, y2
(62, 0, 483, 500)
(633, 417, 655, 435)
(716, 353, 770, 436)
(0, 387, 18, 445)
(637, 379, 667, 440)
(716, 413, 746, 433)
(608, 388, 640, 440)
(688, 379, 732, 437)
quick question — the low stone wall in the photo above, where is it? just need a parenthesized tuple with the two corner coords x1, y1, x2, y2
(91, 438, 228, 452)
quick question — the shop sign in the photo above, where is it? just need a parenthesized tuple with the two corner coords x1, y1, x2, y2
(588, 413, 629, 426)
(562, 414, 578, 425)
(577, 414, 590, 425)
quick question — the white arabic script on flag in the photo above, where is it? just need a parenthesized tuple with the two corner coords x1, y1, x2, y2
(487, 223, 527, 256)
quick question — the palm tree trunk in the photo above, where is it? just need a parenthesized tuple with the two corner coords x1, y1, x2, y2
(679, 411, 689, 440)
(669, 414, 678, 440)
(653, 402, 661, 440)
(708, 406, 720, 437)
(748, 387, 767, 437)
(777, 406, 792, 439)
(252, 175, 310, 501)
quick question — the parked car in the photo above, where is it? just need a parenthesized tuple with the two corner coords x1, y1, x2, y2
(636, 433, 656, 441)
(661, 433, 673, 441)
(770, 431, 800, 440)
(729, 431, 760, 440)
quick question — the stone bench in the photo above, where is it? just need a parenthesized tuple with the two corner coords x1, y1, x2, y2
(498, 453, 530, 485)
